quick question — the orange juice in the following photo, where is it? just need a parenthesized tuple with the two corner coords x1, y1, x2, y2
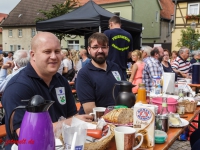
(136, 83, 147, 104)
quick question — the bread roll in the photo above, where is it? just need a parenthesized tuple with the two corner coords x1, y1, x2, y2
(102, 108, 133, 124)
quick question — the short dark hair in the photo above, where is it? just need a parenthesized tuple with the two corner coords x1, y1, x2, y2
(109, 15, 121, 24)
(164, 49, 171, 57)
(150, 47, 159, 56)
(8, 51, 13, 54)
(88, 32, 108, 47)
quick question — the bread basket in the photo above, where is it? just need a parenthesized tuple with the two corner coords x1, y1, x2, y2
(84, 123, 115, 150)
(59, 122, 115, 150)
(178, 100, 198, 113)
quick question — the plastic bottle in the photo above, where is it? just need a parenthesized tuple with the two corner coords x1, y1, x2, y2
(155, 84, 162, 95)
(160, 96, 169, 115)
(174, 82, 178, 95)
(136, 83, 147, 104)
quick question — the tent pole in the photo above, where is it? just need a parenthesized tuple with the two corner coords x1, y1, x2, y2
(99, 26, 101, 33)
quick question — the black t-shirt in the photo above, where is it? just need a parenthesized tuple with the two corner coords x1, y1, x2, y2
(162, 62, 178, 81)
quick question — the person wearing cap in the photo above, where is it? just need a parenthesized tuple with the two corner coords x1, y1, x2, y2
(141, 46, 152, 63)
(190, 50, 200, 64)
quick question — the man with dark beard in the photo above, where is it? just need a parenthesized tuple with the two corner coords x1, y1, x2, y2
(76, 32, 125, 114)
(142, 46, 164, 92)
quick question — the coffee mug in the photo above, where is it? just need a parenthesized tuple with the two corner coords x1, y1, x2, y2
(89, 107, 106, 121)
(114, 126, 143, 150)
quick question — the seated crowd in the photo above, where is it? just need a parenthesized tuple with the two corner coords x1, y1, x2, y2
(0, 16, 196, 150)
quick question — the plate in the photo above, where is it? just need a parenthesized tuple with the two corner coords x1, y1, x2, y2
(169, 118, 189, 127)
(105, 121, 133, 127)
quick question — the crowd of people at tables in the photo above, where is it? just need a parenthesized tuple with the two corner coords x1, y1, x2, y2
(0, 15, 199, 150)
(128, 46, 198, 94)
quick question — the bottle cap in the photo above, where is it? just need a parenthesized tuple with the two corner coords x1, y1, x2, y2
(139, 83, 145, 87)
(114, 105, 128, 109)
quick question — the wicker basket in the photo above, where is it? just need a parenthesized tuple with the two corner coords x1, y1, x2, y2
(178, 100, 198, 113)
(84, 123, 115, 150)
(59, 123, 115, 150)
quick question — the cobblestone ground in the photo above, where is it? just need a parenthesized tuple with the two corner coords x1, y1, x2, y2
(169, 140, 191, 150)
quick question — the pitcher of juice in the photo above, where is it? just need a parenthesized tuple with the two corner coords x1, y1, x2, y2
(136, 83, 147, 104)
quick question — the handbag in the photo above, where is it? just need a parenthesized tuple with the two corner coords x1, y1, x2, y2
(63, 60, 76, 81)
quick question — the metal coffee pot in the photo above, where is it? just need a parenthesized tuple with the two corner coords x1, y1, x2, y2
(112, 81, 136, 108)
(8, 95, 55, 150)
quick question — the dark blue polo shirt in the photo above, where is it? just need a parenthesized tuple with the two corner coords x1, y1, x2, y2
(76, 61, 125, 114)
(2, 63, 77, 150)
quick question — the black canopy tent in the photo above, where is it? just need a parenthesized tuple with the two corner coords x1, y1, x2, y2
(36, 0, 142, 50)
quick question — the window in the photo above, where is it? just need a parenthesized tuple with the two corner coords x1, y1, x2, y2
(18, 29, 22, 37)
(188, 3, 200, 15)
(155, 11, 159, 22)
(18, 45, 21, 50)
(114, 12, 120, 16)
(67, 40, 79, 50)
(31, 28, 36, 37)
(8, 30, 12, 37)
(10, 45, 13, 51)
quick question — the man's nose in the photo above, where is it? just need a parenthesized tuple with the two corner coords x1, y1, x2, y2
(50, 52, 56, 59)
(98, 47, 104, 52)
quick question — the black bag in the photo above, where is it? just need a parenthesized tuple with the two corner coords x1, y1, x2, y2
(63, 60, 76, 81)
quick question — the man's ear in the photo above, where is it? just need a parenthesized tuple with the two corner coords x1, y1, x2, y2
(30, 50, 35, 61)
(88, 47, 91, 55)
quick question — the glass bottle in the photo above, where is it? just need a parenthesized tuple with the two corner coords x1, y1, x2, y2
(174, 82, 178, 95)
(136, 83, 147, 104)
(160, 96, 169, 115)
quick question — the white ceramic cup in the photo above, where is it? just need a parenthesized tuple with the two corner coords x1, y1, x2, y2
(114, 126, 143, 150)
(89, 107, 106, 121)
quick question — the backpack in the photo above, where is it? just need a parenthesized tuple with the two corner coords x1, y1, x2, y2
(63, 60, 76, 81)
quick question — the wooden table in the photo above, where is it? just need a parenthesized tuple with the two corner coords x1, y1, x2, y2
(188, 84, 200, 88)
(107, 107, 200, 150)
(188, 84, 200, 93)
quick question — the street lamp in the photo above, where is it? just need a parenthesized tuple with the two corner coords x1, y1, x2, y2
(190, 21, 196, 30)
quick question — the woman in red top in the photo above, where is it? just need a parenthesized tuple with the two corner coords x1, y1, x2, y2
(129, 50, 145, 94)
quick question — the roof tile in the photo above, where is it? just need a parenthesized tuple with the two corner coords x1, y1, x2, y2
(0, 13, 8, 22)
(1, 0, 65, 26)
(160, 0, 174, 20)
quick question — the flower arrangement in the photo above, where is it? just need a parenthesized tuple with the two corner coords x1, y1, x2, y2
(185, 15, 200, 20)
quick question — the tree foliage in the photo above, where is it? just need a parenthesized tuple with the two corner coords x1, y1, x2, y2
(176, 27, 200, 51)
(36, 0, 79, 41)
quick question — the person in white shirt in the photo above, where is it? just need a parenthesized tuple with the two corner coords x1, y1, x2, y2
(0, 50, 30, 93)
(3, 51, 13, 64)
(61, 49, 72, 74)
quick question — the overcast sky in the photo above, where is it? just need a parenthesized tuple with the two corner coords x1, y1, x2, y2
(0, 0, 20, 14)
